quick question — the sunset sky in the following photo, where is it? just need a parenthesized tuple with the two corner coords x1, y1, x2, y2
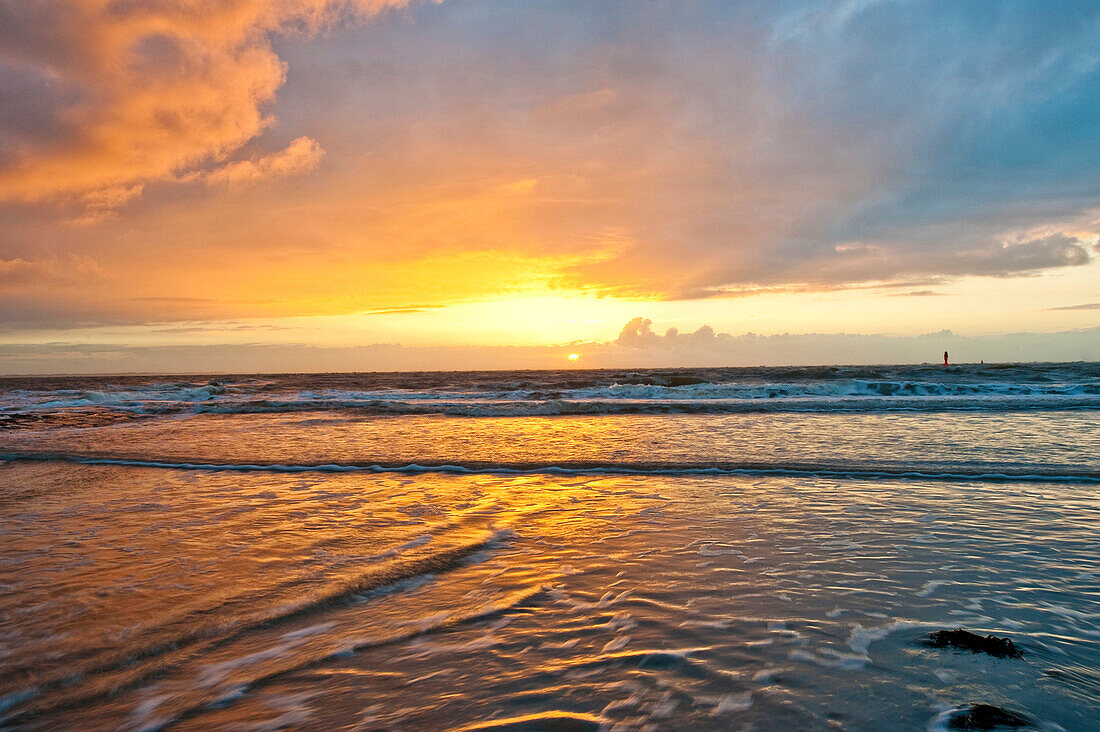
(1, 0, 1098, 372)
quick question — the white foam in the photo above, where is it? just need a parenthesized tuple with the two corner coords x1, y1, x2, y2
(712, 692, 753, 714)
(753, 667, 783, 683)
(916, 580, 950, 597)
(561, 589, 633, 612)
(601, 635, 632, 653)
(789, 648, 869, 670)
(848, 619, 931, 654)
(698, 544, 744, 557)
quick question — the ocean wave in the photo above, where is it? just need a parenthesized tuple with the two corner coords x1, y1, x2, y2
(5, 454, 1098, 483)
(3, 367, 1099, 421)
(4, 393, 1100, 421)
(569, 379, 1100, 400)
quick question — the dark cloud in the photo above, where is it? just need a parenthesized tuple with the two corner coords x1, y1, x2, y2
(125, 297, 218, 304)
(889, 291, 944, 298)
(1045, 302, 1100, 311)
(148, 323, 301, 334)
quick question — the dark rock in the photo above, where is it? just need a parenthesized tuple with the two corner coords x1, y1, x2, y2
(926, 629, 1023, 659)
(944, 703, 1034, 729)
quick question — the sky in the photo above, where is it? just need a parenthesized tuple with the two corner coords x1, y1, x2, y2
(1, 0, 1098, 373)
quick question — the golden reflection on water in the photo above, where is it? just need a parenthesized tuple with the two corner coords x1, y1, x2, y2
(2, 455, 1099, 730)
(2, 461, 670, 730)
(4, 410, 1095, 474)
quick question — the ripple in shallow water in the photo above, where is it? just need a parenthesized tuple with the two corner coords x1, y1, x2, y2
(1, 462, 1098, 730)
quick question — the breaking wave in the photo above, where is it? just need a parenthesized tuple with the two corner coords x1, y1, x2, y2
(4, 454, 1098, 484)
(3, 363, 1099, 423)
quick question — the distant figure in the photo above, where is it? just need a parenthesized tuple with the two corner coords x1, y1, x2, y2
(943, 351, 949, 366)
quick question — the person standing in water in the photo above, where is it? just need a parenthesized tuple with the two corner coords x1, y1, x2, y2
(943, 351, 949, 366)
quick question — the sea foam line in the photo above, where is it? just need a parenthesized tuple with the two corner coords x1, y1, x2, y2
(3, 454, 1098, 484)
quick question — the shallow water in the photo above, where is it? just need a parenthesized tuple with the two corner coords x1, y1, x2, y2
(3, 409, 1099, 482)
(1, 367, 1098, 730)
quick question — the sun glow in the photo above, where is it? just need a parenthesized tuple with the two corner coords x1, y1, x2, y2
(567, 353, 580, 362)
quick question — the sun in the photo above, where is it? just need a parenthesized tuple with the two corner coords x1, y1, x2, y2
(567, 353, 580, 362)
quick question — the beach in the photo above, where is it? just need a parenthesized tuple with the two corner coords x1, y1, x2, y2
(2, 365, 1099, 730)
(4, 0, 1099, 727)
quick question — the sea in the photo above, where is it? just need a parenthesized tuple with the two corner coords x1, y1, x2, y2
(1, 363, 1098, 730)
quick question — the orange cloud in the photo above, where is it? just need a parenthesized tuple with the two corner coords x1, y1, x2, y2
(0, 255, 104, 290)
(0, 0, 422, 205)
(199, 136, 324, 187)
(72, 183, 147, 223)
